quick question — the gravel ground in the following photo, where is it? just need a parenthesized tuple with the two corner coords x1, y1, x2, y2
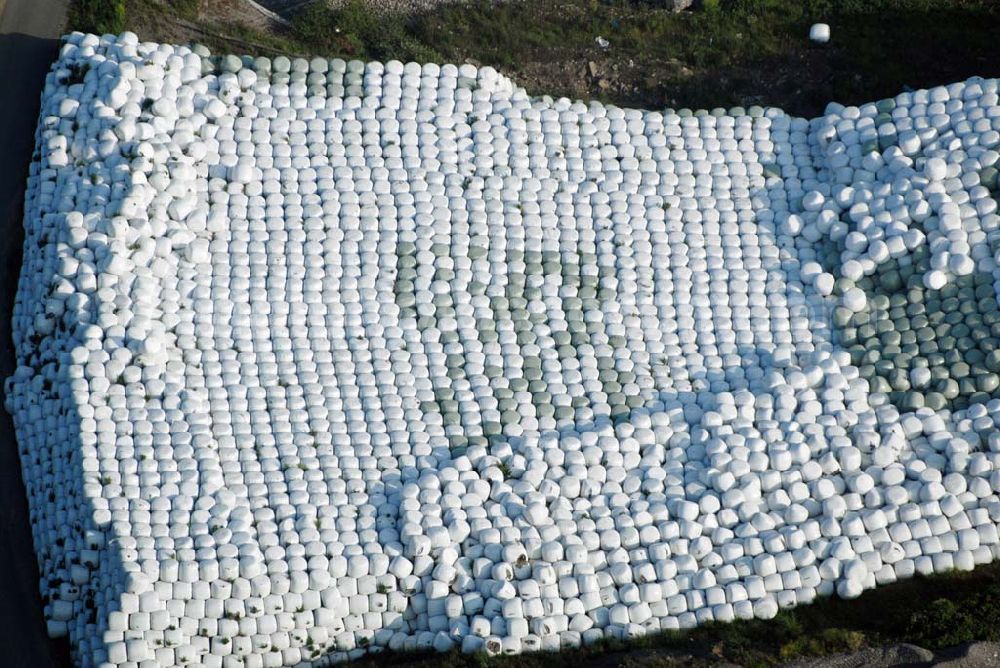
(784, 643, 935, 667)
(932, 640, 1000, 667)
(787, 641, 1000, 667)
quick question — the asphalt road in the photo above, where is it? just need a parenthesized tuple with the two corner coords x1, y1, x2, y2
(0, 0, 71, 662)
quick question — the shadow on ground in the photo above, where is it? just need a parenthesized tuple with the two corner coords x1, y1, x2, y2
(0, 30, 72, 668)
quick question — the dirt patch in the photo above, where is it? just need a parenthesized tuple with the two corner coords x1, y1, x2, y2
(507, 46, 839, 115)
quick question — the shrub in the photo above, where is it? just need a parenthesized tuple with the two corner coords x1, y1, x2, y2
(70, 0, 126, 34)
(779, 628, 866, 661)
(904, 596, 1000, 649)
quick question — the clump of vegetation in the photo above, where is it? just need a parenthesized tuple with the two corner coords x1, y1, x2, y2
(292, 0, 441, 63)
(172, 0, 201, 19)
(906, 594, 1000, 650)
(779, 628, 866, 662)
(70, 0, 126, 35)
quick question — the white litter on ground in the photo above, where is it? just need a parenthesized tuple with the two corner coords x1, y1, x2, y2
(8, 31, 1000, 668)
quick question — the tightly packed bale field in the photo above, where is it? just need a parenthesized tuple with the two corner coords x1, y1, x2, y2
(9, 30, 1000, 668)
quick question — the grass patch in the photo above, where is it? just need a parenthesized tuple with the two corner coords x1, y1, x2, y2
(69, 0, 126, 34)
(170, 0, 202, 20)
(293, 0, 442, 62)
(906, 591, 1000, 650)
(778, 629, 866, 662)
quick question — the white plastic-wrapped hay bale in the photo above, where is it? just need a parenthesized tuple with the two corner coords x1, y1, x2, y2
(8, 30, 1000, 668)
